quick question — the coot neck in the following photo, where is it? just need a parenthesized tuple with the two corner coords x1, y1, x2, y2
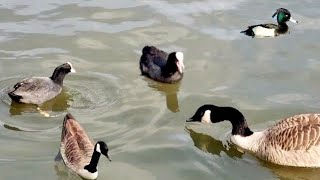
(50, 68, 66, 85)
(162, 61, 178, 77)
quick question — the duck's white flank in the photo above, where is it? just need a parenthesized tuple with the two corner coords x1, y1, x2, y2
(252, 26, 275, 37)
(201, 110, 211, 124)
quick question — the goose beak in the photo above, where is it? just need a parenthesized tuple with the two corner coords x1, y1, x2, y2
(106, 155, 112, 162)
(186, 117, 195, 122)
(289, 17, 298, 23)
(103, 153, 112, 162)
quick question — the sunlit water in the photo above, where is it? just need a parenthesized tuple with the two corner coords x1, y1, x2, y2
(0, 1, 320, 180)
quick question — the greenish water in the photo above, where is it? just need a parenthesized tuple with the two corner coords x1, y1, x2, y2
(0, 1, 320, 180)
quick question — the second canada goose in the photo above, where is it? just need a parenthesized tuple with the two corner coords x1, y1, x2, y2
(187, 104, 320, 167)
(60, 113, 111, 179)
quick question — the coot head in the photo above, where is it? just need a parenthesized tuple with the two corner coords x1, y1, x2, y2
(167, 52, 184, 74)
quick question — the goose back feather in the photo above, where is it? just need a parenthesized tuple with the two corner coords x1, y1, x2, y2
(60, 114, 95, 175)
(255, 114, 320, 167)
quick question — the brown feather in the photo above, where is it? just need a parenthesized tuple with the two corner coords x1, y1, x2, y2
(265, 114, 320, 151)
(60, 113, 94, 173)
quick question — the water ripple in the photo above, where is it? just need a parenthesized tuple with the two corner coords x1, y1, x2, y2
(0, 18, 155, 35)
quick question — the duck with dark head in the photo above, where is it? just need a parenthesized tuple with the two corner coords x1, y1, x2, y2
(241, 8, 298, 38)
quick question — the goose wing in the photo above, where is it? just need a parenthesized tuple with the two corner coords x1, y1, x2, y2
(60, 114, 94, 171)
(266, 114, 320, 151)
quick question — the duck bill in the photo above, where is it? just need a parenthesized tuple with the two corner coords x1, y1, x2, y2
(176, 61, 185, 74)
(289, 17, 298, 23)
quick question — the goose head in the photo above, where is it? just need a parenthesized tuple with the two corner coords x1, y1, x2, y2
(187, 104, 222, 124)
(186, 104, 253, 136)
(95, 141, 111, 161)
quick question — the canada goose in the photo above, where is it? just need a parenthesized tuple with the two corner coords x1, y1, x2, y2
(60, 113, 111, 179)
(241, 8, 298, 38)
(8, 62, 76, 105)
(139, 46, 184, 84)
(187, 104, 320, 167)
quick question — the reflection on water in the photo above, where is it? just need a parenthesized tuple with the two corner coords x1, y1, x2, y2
(144, 78, 181, 112)
(9, 89, 71, 116)
(186, 127, 243, 159)
(187, 126, 320, 180)
(54, 151, 80, 180)
(259, 160, 320, 180)
(54, 161, 79, 180)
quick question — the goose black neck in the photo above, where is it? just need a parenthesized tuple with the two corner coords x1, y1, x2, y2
(84, 150, 101, 173)
(50, 67, 66, 85)
(215, 106, 253, 137)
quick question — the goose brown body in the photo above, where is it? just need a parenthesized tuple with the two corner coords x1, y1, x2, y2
(60, 114, 95, 174)
(188, 105, 320, 167)
(249, 114, 320, 167)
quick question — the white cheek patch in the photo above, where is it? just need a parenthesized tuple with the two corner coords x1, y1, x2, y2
(175, 52, 184, 73)
(201, 110, 211, 124)
(96, 143, 101, 153)
(67, 62, 76, 73)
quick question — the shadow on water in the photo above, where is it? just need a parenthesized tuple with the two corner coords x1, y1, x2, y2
(8, 89, 72, 116)
(144, 78, 181, 112)
(185, 127, 244, 158)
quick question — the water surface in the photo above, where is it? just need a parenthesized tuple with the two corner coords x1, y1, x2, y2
(0, 1, 320, 180)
